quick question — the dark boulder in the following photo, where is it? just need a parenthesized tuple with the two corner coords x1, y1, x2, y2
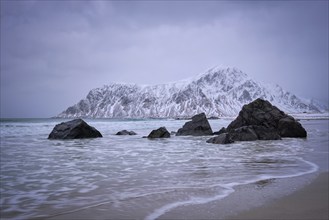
(116, 130, 137, 135)
(208, 99, 306, 144)
(48, 119, 102, 139)
(176, 113, 213, 136)
(226, 98, 306, 139)
(252, 125, 281, 140)
(147, 127, 170, 138)
(229, 125, 281, 142)
(230, 126, 258, 141)
(206, 133, 234, 144)
(278, 117, 307, 138)
(227, 98, 286, 131)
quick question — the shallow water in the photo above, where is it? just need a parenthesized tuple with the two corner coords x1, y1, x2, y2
(0, 118, 327, 219)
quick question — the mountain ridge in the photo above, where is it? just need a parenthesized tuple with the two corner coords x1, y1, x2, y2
(57, 67, 326, 118)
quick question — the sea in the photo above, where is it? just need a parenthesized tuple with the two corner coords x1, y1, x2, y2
(0, 118, 328, 219)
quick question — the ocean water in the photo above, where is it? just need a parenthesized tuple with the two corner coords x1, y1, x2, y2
(0, 118, 328, 219)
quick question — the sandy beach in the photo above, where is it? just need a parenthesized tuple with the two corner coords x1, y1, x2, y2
(42, 172, 328, 220)
(157, 172, 328, 220)
(229, 172, 328, 220)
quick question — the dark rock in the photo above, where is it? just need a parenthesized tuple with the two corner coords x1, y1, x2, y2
(230, 126, 258, 141)
(278, 117, 307, 138)
(213, 127, 226, 135)
(227, 99, 286, 131)
(48, 119, 102, 139)
(226, 98, 306, 139)
(206, 133, 234, 144)
(208, 99, 306, 144)
(176, 112, 213, 136)
(147, 127, 170, 138)
(252, 125, 281, 140)
(116, 130, 137, 135)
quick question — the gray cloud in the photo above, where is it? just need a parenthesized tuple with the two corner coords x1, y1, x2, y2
(1, 1, 328, 117)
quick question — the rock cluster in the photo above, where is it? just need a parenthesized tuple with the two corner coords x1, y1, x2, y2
(48, 99, 307, 144)
(207, 98, 307, 144)
(48, 119, 102, 139)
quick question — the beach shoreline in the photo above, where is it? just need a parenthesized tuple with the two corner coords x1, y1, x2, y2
(228, 171, 329, 220)
(158, 171, 328, 220)
(44, 172, 328, 220)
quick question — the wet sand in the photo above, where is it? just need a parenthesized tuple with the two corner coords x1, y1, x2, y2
(228, 172, 329, 220)
(158, 172, 328, 220)
(44, 173, 328, 220)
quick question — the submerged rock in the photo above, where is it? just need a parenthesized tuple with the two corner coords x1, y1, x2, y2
(208, 98, 306, 144)
(116, 130, 137, 135)
(48, 119, 102, 139)
(176, 112, 213, 136)
(147, 127, 170, 138)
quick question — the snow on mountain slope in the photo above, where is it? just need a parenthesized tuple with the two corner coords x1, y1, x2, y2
(57, 67, 326, 118)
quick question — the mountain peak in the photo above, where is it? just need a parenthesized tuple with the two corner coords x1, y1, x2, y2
(57, 67, 324, 118)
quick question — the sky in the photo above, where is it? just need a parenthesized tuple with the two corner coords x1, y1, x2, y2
(1, 0, 328, 118)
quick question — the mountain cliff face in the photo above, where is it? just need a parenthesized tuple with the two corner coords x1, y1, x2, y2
(57, 67, 324, 118)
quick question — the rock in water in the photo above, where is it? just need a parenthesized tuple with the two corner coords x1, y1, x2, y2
(48, 119, 102, 139)
(206, 133, 234, 144)
(229, 126, 259, 141)
(176, 113, 213, 136)
(227, 98, 306, 139)
(278, 116, 307, 138)
(227, 98, 286, 131)
(147, 127, 170, 138)
(116, 130, 137, 135)
(208, 99, 306, 144)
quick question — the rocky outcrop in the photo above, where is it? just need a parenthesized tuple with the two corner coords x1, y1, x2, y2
(207, 99, 307, 144)
(48, 119, 102, 139)
(147, 127, 170, 138)
(176, 113, 213, 136)
(116, 130, 137, 135)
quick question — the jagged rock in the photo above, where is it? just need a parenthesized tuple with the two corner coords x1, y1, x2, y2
(48, 119, 102, 139)
(227, 98, 286, 131)
(116, 130, 137, 135)
(227, 98, 307, 140)
(176, 113, 213, 136)
(208, 99, 306, 144)
(147, 127, 170, 138)
(206, 133, 234, 144)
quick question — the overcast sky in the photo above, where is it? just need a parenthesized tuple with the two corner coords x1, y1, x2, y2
(1, 1, 328, 118)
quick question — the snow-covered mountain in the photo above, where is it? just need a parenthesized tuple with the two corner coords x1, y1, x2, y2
(57, 67, 325, 118)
